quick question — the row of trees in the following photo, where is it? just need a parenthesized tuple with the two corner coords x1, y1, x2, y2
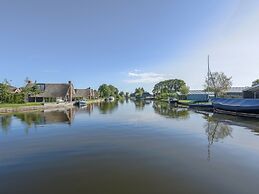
(0, 79, 40, 104)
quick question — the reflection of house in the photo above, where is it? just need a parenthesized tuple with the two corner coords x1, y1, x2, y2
(224, 87, 248, 98)
(74, 88, 99, 100)
(27, 81, 75, 102)
(187, 90, 214, 101)
(243, 84, 259, 99)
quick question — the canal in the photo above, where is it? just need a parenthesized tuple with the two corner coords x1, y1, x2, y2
(1, 100, 259, 194)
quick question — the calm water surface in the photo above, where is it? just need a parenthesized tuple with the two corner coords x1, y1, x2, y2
(1, 100, 259, 194)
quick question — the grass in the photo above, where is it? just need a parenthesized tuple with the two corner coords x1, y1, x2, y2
(0, 102, 43, 108)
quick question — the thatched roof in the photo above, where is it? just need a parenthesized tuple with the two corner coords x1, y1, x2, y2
(75, 88, 91, 98)
(34, 83, 74, 98)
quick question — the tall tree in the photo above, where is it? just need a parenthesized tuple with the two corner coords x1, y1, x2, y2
(205, 72, 232, 97)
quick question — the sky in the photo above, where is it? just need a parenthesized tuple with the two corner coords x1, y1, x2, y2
(0, 0, 259, 92)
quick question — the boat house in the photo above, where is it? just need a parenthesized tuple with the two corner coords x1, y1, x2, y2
(243, 84, 259, 99)
(224, 87, 249, 98)
(187, 90, 214, 102)
(27, 81, 75, 102)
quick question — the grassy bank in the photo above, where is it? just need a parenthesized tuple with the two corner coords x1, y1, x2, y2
(0, 102, 43, 108)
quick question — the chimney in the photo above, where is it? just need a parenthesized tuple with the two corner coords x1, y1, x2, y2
(68, 81, 73, 102)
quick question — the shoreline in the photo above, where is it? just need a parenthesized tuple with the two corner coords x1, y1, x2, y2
(0, 99, 104, 114)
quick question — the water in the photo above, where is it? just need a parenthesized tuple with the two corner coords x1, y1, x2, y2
(1, 100, 259, 194)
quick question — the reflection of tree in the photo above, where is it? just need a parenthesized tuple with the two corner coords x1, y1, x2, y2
(14, 112, 44, 127)
(153, 101, 189, 119)
(134, 100, 146, 110)
(0, 115, 12, 133)
(98, 101, 118, 114)
(203, 114, 233, 161)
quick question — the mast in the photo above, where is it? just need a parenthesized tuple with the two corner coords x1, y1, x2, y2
(207, 55, 210, 93)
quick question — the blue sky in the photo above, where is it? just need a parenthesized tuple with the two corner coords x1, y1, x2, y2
(1, 0, 259, 92)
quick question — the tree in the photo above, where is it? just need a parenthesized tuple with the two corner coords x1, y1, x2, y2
(252, 79, 259, 86)
(98, 84, 119, 98)
(98, 84, 111, 98)
(135, 87, 144, 98)
(23, 82, 41, 102)
(0, 80, 11, 103)
(179, 85, 190, 96)
(152, 79, 187, 99)
(205, 72, 232, 97)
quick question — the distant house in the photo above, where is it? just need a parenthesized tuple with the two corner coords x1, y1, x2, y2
(142, 92, 154, 99)
(27, 81, 75, 102)
(187, 90, 214, 102)
(0, 84, 22, 94)
(243, 84, 259, 99)
(130, 91, 153, 100)
(74, 88, 99, 100)
(224, 87, 249, 98)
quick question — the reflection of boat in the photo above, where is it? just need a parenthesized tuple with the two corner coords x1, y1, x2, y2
(105, 96, 115, 102)
(212, 98, 259, 114)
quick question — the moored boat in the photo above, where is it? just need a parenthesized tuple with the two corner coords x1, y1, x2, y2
(211, 98, 259, 113)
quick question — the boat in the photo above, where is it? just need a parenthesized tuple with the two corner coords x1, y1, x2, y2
(211, 98, 259, 114)
(168, 98, 178, 104)
(74, 100, 87, 106)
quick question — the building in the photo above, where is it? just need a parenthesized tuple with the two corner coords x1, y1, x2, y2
(243, 84, 259, 99)
(74, 88, 99, 100)
(0, 84, 22, 94)
(187, 90, 214, 102)
(27, 81, 75, 102)
(224, 87, 249, 98)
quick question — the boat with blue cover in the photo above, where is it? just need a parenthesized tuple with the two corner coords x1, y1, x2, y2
(211, 98, 259, 113)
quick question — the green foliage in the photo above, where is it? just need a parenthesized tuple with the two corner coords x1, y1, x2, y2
(135, 87, 144, 98)
(98, 84, 119, 98)
(152, 79, 187, 100)
(252, 79, 259, 86)
(179, 85, 190, 96)
(205, 72, 232, 97)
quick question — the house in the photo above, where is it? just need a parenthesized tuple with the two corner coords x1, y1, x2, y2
(243, 84, 259, 99)
(187, 90, 214, 102)
(74, 88, 99, 100)
(0, 84, 22, 94)
(224, 87, 249, 98)
(27, 81, 75, 102)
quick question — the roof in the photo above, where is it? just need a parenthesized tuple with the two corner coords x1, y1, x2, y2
(225, 87, 249, 93)
(188, 90, 214, 95)
(34, 83, 72, 98)
(75, 88, 91, 98)
(243, 84, 259, 92)
(0, 84, 21, 93)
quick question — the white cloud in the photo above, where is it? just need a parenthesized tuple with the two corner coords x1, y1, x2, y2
(125, 71, 172, 84)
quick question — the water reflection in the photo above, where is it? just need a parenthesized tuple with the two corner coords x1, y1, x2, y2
(153, 101, 189, 119)
(98, 101, 118, 114)
(202, 113, 233, 161)
(133, 100, 152, 110)
(0, 115, 12, 133)
(0, 109, 75, 133)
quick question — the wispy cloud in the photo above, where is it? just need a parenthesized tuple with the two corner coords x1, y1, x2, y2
(125, 71, 172, 84)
